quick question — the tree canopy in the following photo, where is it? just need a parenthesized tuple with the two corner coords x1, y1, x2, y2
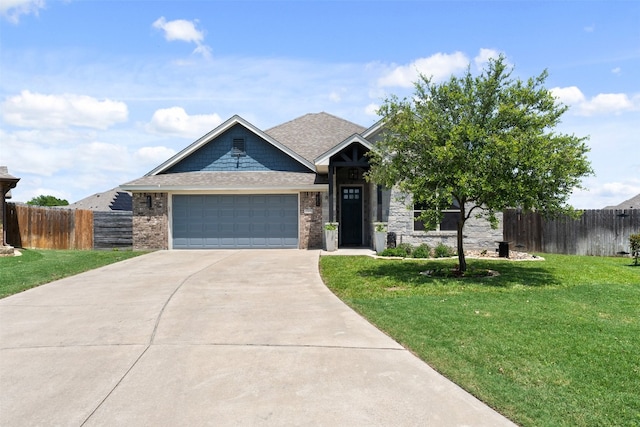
(367, 55, 593, 272)
(26, 195, 69, 207)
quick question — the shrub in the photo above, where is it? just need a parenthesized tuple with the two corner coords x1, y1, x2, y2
(412, 243, 431, 258)
(630, 233, 640, 266)
(397, 243, 414, 256)
(381, 247, 410, 257)
(434, 243, 456, 258)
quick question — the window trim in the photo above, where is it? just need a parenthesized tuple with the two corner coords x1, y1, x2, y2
(413, 200, 460, 232)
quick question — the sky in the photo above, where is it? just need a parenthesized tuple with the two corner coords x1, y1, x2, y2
(1, 0, 639, 209)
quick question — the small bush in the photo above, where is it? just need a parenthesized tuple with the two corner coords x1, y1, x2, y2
(397, 243, 414, 256)
(630, 233, 640, 266)
(413, 244, 431, 258)
(434, 243, 456, 258)
(381, 247, 410, 257)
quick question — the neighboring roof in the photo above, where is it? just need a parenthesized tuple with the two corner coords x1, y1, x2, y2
(0, 166, 20, 189)
(122, 171, 325, 192)
(147, 115, 315, 175)
(604, 193, 640, 209)
(265, 112, 366, 164)
(68, 187, 132, 211)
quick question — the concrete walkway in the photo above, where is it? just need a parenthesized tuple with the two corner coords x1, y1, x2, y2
(0, 250, 516, 426)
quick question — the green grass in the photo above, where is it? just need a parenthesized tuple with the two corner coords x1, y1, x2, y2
(0, 249, 148, 298)
(319, 254, 640, 427)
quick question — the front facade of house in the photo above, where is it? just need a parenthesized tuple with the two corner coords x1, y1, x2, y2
(122, 113, 501, 250)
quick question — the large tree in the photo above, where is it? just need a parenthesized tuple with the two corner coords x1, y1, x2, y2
(26, 195, 69, 207)
(367, 55, 593, 272)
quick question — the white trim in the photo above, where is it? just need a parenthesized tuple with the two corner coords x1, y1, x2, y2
(297, 192, 301, 248)
(168, 192, 301, 250)
(147, 115, 315, 175)
(167, 193, 173, 250)
(124, 185, 327, 193)
(361, 118, 385, 139)
(314, 134, 373, 167)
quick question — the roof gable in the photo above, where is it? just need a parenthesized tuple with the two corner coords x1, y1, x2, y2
(361, 118, 385, 142)
(315, 134, 373, 167)
(148, 115, 314, 176)
(265, 112, 366, 164)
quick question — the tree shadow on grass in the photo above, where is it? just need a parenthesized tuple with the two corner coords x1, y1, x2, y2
(359, 259, 561, 289)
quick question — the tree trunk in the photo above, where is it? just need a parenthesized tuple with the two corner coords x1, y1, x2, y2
(457, 206, 467, 273)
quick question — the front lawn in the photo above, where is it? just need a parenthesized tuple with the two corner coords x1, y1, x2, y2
(0, 249, 147, 298)
(320, 254, 640, 427)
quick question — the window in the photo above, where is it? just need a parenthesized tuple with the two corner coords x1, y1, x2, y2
(414, 199, 460, 231)
(231, 137, 246, 156)
(342, 187, 360, 200)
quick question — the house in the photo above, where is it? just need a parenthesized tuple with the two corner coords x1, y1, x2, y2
(1, 166, 20, 252)
(68, 187, 133, 212)
(122, 112, 501, 250)
(604, 193, 640, 210)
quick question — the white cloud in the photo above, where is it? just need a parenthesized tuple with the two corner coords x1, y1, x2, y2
(551, 86, 586, 105)
(580, 93, 636, 115)
(76, 142, 131, 172)
(474, 48, 501, 69)
(365, 103, 379, 116)
(551, 86, 639, 116)
(377, 51, 469, 88)
(0, 125, 181, 203)
(134, 146, 176, 165)
(146, 106, 223, 138)
(2, 90, 128, 129)
(153, 17, 204, 43)
(570, 179, 640, 209)
(153, 17, 212, 59)
(0, 0, 44, 23)
(329, 91, 342, 103)
(193, 44, 212, 60)
(611, 67, 621, 75)
(1, 138, 73, 176)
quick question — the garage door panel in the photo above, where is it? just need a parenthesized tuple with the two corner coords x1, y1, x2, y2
(172, 195, 298, 249)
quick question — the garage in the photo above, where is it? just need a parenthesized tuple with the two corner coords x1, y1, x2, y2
(172, 194, 298, 249)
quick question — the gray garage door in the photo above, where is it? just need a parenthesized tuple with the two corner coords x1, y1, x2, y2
(172, 195, 298, 249)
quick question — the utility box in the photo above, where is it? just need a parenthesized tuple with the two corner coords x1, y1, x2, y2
(498, 241, 510, 258)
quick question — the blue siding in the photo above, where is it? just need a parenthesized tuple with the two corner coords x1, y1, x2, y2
(166, 124, 308, 173)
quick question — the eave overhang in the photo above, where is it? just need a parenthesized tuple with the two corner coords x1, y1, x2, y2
(314, 134, 373, 174)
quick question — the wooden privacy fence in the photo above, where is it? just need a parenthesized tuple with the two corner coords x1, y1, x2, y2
(503, 209, 640, 256)
(93, 211, 133, 249)
(6, 203, 132, 250)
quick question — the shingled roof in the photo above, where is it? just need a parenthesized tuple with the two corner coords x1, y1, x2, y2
(68, 187, 132, 211)
(123, 171, 322, 190)
(604, 193, 640, 209)
(265, 112, 366, 164)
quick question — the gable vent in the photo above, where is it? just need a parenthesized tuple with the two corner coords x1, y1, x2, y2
(232, 138, 246, 156)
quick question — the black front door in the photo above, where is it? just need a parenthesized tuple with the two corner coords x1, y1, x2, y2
(340, 186, 362, 246)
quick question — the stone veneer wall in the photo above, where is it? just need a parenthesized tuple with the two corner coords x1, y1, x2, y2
(387, 189, 503, 251)
(0, 193, 4, 246)
(132, 192, 168, 250)
(299, 191, 324, 249)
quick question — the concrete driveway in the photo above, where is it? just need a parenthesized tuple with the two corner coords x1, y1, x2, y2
(0, 250, 516, 426)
